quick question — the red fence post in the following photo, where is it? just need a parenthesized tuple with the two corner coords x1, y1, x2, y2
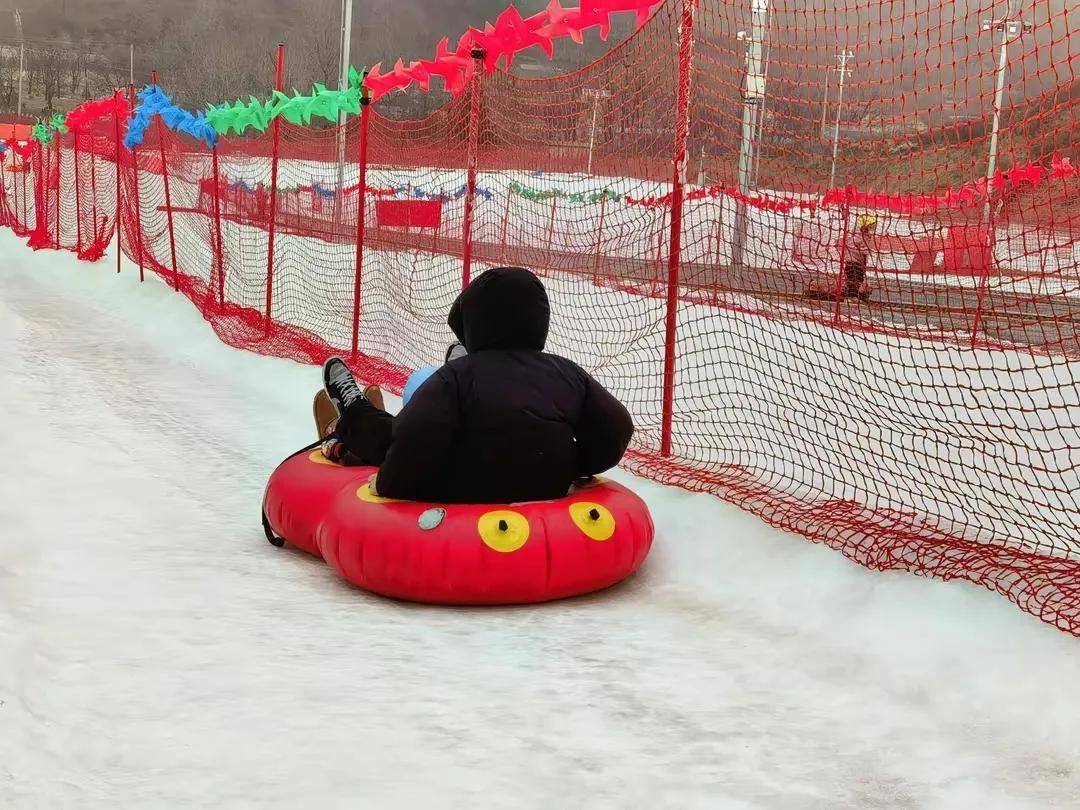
(351, 79, 371, 360)
(11, 155, 17, 228)
(498, 185, 512, 262)
(591, 193, 608, 285)
(33, 141, 44, 238)
(212, 144, 225, 306)
(264, 43, 285, 333)
(460, 47, 485, 290)
(89, 138, 99, 245)
(73, 129, 82, 250)
(970, 223, 995, 347)
(660, 0, 697, 458)
(152, 70, 179, 289)
(54, 139, 61, 249)
(20, 159, 27, 231)
(0, 160, 8, 227)
(831, 203, 851, 323)
(546, 194, 558, 248)
(114, 96, 123, 274)
(37, 141, 47, 239)
(711, 208, 724, 298)
(129, 84, 145, 282)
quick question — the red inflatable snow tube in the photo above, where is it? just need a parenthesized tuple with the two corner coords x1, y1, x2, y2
(261, 447, 654, 605)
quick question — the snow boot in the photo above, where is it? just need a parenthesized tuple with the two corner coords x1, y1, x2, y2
(313, 390, 340, 440)
(323, 357, 364, 412)
(363, 384, 386, 412)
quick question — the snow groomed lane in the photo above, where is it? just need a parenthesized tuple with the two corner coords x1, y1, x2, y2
(2, 233, 1079, 807)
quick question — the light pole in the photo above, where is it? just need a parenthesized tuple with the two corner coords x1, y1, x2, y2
(750, 3, 773, 188)
(827, 49, 854, 190)
(14, 8, 24, 117)
(130, 43, 134, 88)
(334, 0, 354, 227)
(582, 87, 611, 176)
(820, 61, 830, 136)
(981, 0, 1031, 224)
(17, 42, 23, 116)
(730, 0, 769, 272)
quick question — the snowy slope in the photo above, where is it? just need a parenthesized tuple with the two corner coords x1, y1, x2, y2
(2, 231, 1080, 808)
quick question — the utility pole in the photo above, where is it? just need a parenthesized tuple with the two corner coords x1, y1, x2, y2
(730, 0, 768, 272)
(130, 43, 134, 88)
(750, 3, 773, 188)
(820, 62, 830, 136)
(827, 49, 855, 191)
(14, 8, 24, 117)
(583, 87, 611, 176)
(982, 0, 1031, 223)
(17, 43, 23, 116)
(334, 0, 354, 228)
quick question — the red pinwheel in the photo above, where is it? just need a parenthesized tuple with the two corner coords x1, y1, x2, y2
(404, 60, 432, 92)
(364, 63, 409, 102)
(1007, 161, 1043, 187)
(536, 0, 589, 44)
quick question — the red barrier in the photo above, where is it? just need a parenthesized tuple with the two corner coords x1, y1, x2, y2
(264, 44, 286, 331)
(152, 71, 179, 289)
(53, 140, 60, 250)
(114, 104, 122, 274)
(128, 85, 145, 281)
(211, 145, 225, 305)
(461, 48, 484, 290)
(376, 199, 443, 228)
(660, 0, 696, 458)
(351, 86, 371, 360)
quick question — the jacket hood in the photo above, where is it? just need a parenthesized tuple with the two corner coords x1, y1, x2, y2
(447, 267, 550, 352)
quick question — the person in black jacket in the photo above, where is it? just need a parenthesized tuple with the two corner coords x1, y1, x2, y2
(319, 267, 634, 504)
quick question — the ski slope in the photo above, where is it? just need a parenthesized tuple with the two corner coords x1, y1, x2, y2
(2, 231, 1080, 808)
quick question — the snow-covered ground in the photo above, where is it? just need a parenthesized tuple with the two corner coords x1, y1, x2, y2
(3, 231, 1080, 808)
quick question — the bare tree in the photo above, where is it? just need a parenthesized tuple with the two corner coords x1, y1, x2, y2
(295, 0, 346, 89)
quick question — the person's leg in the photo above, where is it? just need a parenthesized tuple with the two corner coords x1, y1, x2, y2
(322, 358, 394, 466)
(843, 261, 866, 297)
(333, 397, 394, 466)
(364, 384, 385, 412)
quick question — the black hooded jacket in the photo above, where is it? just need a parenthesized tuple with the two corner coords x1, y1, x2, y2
(375, 267, 634, 504)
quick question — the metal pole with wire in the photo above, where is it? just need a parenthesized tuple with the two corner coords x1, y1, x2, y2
(14, 9, 23, 117)
(750, 3, 773, 187)
(333, 0, 354, 228)
(730, 0, 769, 272)
(981, 1, 1030, 223)
(583, 88, 611, 176)
(17, 43, 24, 116)
(827, 49, 854, 191)
(971, 0, 1031, 346)
(820, 63, 830, 136)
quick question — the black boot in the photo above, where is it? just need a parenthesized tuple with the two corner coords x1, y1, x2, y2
(323, 357, 364, 412)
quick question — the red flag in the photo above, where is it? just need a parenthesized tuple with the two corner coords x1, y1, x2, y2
(376, 199, 443, 228)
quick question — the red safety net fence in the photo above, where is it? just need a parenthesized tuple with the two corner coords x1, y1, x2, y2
(2, 0, 1079, 632)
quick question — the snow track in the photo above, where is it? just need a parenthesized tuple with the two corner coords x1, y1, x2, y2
(2, 232, 1079, 808)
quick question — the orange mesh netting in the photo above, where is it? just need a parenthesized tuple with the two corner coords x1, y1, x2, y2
(3, 0, 1078, 632)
